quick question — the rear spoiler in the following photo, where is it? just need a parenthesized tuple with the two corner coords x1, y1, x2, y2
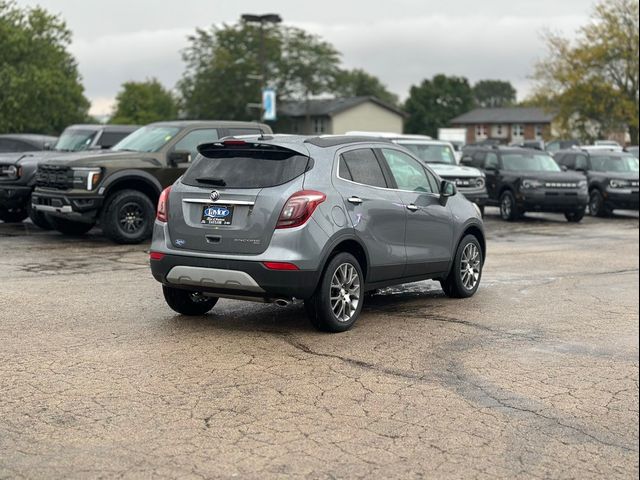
(197, 139, 310, 158)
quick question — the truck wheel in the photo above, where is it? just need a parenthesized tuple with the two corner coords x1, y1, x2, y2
(565, 208, 585, 223)
(162, 286, 218, 316)
(440, 234, 483, 298)
(27, 204, 52, 230)
(304, 252, 364, 333)
(499, 191, 519, 221)
(589, 190, 611, 217)
(48, 216, 95, 235)
(101, 189, 155, 244)
(0, 206, 28, 223)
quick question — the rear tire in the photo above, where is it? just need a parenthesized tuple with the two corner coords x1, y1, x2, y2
(440, 234, 483, 298)
(162, 286, 218, 316)
(565, 208, 585, 223)
(48, 215, 94, 235)
(499, 191, 519, 221)
(0, 206, 28, 223)
(305, 252, 364, 333)
(589, 190, 611, 217)
(101, 189, 155, 244)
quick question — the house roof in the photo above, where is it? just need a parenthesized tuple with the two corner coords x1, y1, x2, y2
(450, 107, 556, 124)
(279, 96, 406, 118)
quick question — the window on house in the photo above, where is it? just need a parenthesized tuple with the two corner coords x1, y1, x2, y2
(314, 118, 325, 134)
(497, 124, 503, 135)
(535, 125, 544, 140)
(475, 125, 487, 138)
(512, 124, 524, 137)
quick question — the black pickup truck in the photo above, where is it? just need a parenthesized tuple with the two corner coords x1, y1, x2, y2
(553, 149, 639, 216)
(461, 146, 589, 222)
(31, 121, 272, 244)
(0, 124, 137, 226)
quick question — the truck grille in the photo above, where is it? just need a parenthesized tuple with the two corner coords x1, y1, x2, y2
(446, 176, 484, 190)
(36, 165, 73, 190)
(544, 182, 578, 189)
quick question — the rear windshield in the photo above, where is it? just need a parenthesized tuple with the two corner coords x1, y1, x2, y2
(182, 150, 311, 188)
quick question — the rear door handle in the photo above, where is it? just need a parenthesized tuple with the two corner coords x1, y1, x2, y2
(347, 196, 363, 205)
(406, 204, 419, 212)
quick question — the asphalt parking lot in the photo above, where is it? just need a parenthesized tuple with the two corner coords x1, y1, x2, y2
(1, 209, 638, 479)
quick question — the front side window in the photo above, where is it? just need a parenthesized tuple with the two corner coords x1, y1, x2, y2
(381, 149, 434, 193)
(98, 131, 133, 149)
(173, 129, 219, 159)
(575, 155, 589, 170)
(339, 148, 387, 188)
(397, 142, 456, 165)
(54, 129, 98, 152)
(501, 153, 561, 172)
(485, 153, 499, 170)
(112, 126, 181, 153)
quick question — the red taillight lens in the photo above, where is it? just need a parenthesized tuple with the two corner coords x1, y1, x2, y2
(157, 186, 171, 222)
(150, 252, 165, 261)
(262, 261, 299, 271)
(276, 190, 326, 229)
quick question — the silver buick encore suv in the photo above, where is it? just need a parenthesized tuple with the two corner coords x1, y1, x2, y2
(149, 135, 485, 332)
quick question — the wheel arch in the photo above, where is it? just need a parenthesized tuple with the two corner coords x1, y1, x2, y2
(101, 171, 163, 208)
(316, 234, 371, 286)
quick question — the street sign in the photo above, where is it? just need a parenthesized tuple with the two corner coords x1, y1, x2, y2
(262, 88, 276, 121)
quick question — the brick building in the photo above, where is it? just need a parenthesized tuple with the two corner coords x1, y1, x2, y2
(450, 107, 557, 145)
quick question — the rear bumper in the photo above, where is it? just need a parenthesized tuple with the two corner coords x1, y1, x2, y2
(31, 191, 103, 222)
(518, 190, 588, 212)
(604, 189, 639, 210)
(150, 253, 320, 300)
(0, 185, 31, 209)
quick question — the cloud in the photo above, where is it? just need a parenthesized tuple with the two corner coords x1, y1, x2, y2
(57, 10, 586, 115)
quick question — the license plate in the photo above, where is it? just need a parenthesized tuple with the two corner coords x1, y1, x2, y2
(201, 204, 234, 225)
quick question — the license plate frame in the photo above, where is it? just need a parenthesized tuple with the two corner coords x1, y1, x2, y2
(201, 204, 234, 225)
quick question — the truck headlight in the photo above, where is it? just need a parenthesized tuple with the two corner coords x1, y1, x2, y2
(609, 179, 629, 188)
(72, 167, 102, 191)
(578, 180, 587, 189)
(522, 179, 544, 189)
(475, 177, 485, 189)
(0, 165, 20, 179)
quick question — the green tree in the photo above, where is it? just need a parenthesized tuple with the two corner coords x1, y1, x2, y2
(178, 22, 341, 120)
(331, 68, 399, 105)
(473, 80, 516, 108)
(110, 79, 177, 125)
(404, 74, 474, 137)
(0, 1, 89, 134)
(531, 0, 639, 144)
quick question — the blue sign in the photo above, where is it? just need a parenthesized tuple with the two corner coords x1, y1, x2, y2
(262, 88, 276, 121)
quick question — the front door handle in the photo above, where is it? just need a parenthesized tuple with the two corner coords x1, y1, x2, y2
(406, 204, 419, 212)
(347, 196, 363, 205)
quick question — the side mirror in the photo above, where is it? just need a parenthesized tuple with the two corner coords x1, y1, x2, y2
(440, 180, 457, 198)
(43, 142, 53, 151)
(460, 157, 472, 165)
(560, 165, 568, 171)
(168, 150, 191, 165)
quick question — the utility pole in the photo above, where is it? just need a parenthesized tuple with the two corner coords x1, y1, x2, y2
(241, 13, 282, 122)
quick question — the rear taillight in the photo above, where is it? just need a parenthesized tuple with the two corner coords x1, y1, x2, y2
(157, 186, 171, 223)
(150, 252, 165, 261)
(276, 190, 326, 229)
(262, 261, 299, 271)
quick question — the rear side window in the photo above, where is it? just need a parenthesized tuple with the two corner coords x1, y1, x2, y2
(339, 148, 387, 188)
(182, 149, 310, 189)
(98, 131, 132, 148)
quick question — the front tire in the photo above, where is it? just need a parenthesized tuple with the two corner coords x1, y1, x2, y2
(101, 189, 155, 244)
(28, 204, 52, 230)
(565, 208, 585, 223)
(48, 215, 95, 235)
(0, 206, 28, 223)
(440, 234, 483, 298)
(589, 190, 611, 217)
(162, 286, 218, 316)
(305, 252, 364, 333)
(499, 191, 519, 221)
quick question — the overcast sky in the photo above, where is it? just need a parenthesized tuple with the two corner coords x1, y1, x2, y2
(17, 0, 594, 116)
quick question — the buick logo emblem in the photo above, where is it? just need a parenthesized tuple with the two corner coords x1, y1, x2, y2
(210, 190, 220, 202)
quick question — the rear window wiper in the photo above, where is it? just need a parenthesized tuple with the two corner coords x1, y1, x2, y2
(196, 177, 227, 186)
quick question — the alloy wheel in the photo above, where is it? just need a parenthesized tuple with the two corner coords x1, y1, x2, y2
(460, 243, 481, 290)
(118, 202, 146, 233)
(330, 263, 361, 322)
(501, 195, 512, 219)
